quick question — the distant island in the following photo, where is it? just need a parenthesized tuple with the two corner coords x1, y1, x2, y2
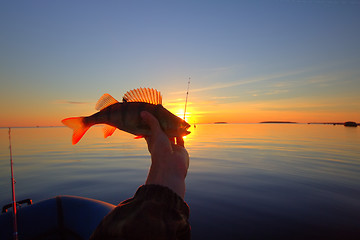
(307, 122, 343, 125)
(308, 122, 358, 127)
(214, 122, 228, 124)
(344, 121, 358, 127)
(260, 121, 297, 124)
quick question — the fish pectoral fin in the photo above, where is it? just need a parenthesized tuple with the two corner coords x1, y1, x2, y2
(134, 135, 145, 139)
(61, 117, 90, 145)
(103, 125, 116, 138)
(95, 93, 119, 111)
(122, 88, 162, 105)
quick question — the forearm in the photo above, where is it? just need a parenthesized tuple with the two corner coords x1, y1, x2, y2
(145, 165, 186, 199)
(90, 185, 190, 240)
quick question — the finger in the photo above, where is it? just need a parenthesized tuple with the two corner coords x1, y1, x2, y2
(144, 135, 151, 147)
(141, 111, 161, 134)
(176, 136, 184, 147)
(169, 137, 175, 144)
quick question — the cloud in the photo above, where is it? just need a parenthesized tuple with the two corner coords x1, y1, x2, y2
(249, 89, 290, 97)
(170, 69, 307, 95)
(54, 100, 93, 105)
(211, 96, 239, 100)
(278, 0, 360, 5)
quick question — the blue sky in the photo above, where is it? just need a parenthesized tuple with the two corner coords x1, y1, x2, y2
(1, 0, 359, 125)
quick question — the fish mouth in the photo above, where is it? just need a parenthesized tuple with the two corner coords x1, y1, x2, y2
(180, 121, 191, 136)
(184, 124, 191, 135)
(184, 123, 191, 135)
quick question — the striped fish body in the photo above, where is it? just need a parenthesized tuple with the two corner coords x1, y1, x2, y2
(85, 102, 189, 137)
(62, 88, 190, 145)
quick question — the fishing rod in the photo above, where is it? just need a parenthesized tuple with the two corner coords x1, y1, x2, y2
(8, 128, 19, 240)
(184, 78, 190, 120)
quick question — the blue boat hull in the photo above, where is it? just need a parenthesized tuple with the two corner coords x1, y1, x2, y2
(0, 195, 115, 240)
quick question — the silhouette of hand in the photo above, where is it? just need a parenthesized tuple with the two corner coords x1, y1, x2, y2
(141, 111, 189, 199)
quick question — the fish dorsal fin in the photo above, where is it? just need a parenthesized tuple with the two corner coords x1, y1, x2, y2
(122, 88, 162, 105)
(95, 93, 119, 110)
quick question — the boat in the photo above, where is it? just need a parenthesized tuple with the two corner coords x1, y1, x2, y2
(0, 195, 115, 240)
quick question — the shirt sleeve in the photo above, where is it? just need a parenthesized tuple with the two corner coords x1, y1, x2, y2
(89, 184, 191, 240)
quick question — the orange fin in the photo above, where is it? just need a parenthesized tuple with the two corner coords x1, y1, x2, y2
(95, 93, 119, 111)
(103, 124, 116, 138)
(134, 135, 145, 139)
(123, 88, 162, 105)
(61, 117, 90, 145)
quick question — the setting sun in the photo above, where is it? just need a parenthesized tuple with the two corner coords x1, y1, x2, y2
(171, 106, 196, 125)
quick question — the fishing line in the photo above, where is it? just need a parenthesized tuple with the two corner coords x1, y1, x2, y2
(8, 128, 19, 240)
(184, 78, 190, 120)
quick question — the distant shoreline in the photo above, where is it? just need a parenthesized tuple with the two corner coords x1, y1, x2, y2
(214, 122, 228, 124)
(1, 122, 358, 128)
(307, 122, 343, 125)
(0, 126, 64, 129)
(260, 121, 298, 124)
(308, 122, 359, 126)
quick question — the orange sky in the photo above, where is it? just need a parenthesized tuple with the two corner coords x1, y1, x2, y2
(1, 2, 360, 127)
(1, 84, 360, 127)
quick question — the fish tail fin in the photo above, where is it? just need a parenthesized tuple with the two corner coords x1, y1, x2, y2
(61, 117, 90, 145)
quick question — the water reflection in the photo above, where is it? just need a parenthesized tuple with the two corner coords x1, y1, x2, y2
(185, 124, 360, 239)
(0, 125, 359, 239)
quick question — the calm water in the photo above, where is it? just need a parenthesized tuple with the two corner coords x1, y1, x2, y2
(1, 124, 360, 239)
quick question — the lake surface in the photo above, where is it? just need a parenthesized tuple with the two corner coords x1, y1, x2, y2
(1, 124, 359, 239)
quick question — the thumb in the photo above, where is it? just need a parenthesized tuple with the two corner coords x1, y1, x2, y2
(141, 111, 162, 134)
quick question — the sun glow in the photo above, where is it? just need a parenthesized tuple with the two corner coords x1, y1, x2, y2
(174, 107, 196, 125)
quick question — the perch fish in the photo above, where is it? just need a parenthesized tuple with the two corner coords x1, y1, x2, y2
(62, 88, 191, 144)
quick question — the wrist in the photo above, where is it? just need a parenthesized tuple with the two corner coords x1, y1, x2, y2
(145, 170, 186, 199)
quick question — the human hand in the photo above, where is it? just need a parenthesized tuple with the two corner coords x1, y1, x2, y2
(141, 111, 190, 199)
